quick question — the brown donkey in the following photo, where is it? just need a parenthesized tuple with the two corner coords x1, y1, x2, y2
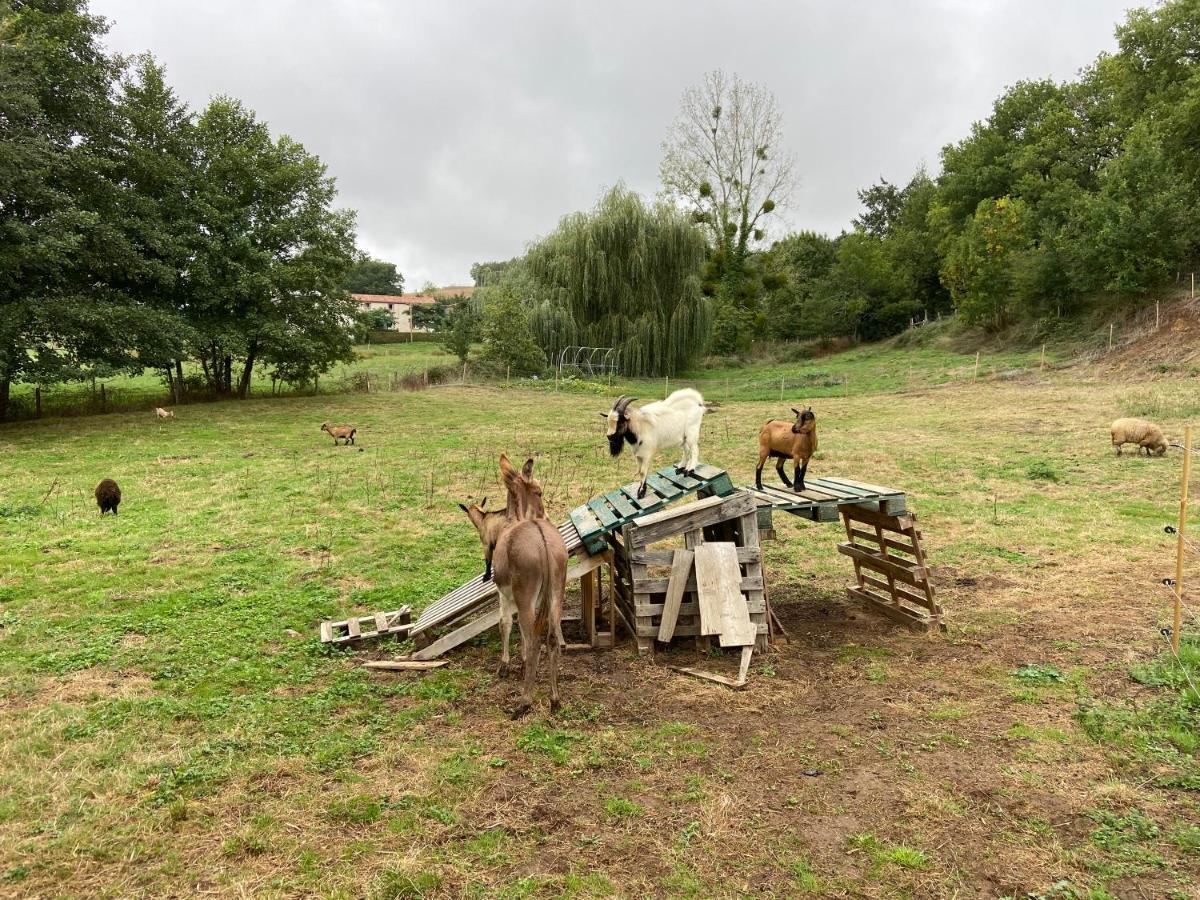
(492, 454, 568, 717)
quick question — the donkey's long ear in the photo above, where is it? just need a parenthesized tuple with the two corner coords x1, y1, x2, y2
(457, 503, 469, 513)
(499, 453, 520, 486)
(522, 458, 535, 479)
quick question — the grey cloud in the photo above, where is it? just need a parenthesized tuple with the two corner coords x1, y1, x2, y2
(93, 0, 1141, 285)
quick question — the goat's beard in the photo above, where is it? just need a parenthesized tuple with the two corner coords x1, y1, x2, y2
(608, 429, 636, 457)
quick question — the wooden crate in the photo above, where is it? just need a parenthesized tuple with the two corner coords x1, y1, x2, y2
(837, 505, 943, 632)
(616, 491, 769, 655)
(320, 607, 412, 646)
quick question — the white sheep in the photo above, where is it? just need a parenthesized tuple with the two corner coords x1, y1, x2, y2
(1111, 417, 1168, 456)
(600, 389, 708, 499)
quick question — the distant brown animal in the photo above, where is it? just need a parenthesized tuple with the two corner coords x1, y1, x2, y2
(458, 496, 509, 583)
(95, 479, 121, 515)
(492, 454, 568, 717)
(1110, 417, 1167, 456)
(756, 407, 817, 492)
(321, 422, 356, 445)
(155, 407, 175, 419)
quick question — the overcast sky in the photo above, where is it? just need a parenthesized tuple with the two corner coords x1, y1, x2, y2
(91, 0, 1142, 288)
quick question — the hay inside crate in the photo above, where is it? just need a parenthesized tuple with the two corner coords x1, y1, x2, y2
(610, 491, 769, 655)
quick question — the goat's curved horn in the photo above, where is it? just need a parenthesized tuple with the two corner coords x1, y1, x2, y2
(613, 395, 637, 417)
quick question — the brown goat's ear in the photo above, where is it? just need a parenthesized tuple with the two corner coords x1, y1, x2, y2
(522, 458, 535, 479)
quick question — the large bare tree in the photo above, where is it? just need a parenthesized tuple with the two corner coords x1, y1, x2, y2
(660, 70, 795, 260)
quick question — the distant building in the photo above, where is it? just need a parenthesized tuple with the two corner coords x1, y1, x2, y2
(351, 287, 475, 333)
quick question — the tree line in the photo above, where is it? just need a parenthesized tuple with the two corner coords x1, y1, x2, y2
(465, 0, 1200, 377)
(0, 0, 358, 421)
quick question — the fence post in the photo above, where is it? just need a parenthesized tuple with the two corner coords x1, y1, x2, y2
(1156, 300, 1161, 330)
(780, 376, 785, 402)
(1174, 424, 1192, 654)
(35, 387, 41, 418)
(100, 383, 106, 413)
(462, 363, 467, 385)
(1108, 322, 1114, 351)
(973, 352, 980, 383)
(1040, 344, 1046, 370)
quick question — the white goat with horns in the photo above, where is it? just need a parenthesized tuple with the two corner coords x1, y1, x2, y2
(601, 389, 709, 499)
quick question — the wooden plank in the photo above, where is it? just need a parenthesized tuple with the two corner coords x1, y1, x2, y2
(693, 542, 742, 637)
(569, 504, 604, 543)
(661, 469, 701, 491)
(671, 666, 749, 690)
(605, 489, 638, 520)
(848, 588, 940, 632)
(636, 622, 767, 637)
(630, 547, 761, 566)
(643, 471, 683, 500)
(656, 549, 694, 642)
(860, 573, 938, 610)
(837, 543, 928, 585)
(736, 645, 754, 685)
(824, 476, 906, 497)
(634, 598, 766, 617)
(633, 574, 764, 595)
(363, 659, 449, 671)
(587, 497, 620, 530)
(631, 492, 728, 528)
(346, 617, 361, 638)
(691, 463, 726, 481)
(840, 504, 916, 531)
(411, 608, 502, 660)
(631, 492, 757, 548)
(619, 483, 658, 511)
(374, 612, 389, 634)
(319, 621, 333, 643)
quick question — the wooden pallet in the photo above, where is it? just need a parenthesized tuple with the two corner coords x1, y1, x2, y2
(570, 463, 735, 555)
(320, 607, 412, 645)
(747, 476, 907, 532)
(615, 490, 768, 656)
(838, 505, 943, 632)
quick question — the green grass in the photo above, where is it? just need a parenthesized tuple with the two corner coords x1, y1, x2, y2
(2, 339, 1199, 896)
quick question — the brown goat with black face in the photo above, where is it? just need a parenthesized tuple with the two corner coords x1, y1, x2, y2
(95, 479, 121, 515)
(458, 497, 509, 583)
(756, 407, 817, 492)
(491, 454, 568, 717)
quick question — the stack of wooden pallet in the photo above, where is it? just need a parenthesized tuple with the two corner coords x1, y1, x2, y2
(612, 490, 767, 686)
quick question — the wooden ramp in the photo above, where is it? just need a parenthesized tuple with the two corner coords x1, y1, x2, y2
(408, 463, 737, 650)
(745, 476, 907, 529)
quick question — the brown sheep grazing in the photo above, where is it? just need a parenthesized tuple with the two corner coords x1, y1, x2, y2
(95, 479, 121, 515)
(756, 407, 817, 492)
(1111, 417, 1168, 456)
(458, 497, 510, 583)
(320, 422, 356, 445)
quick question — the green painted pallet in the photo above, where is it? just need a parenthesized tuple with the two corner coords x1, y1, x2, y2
(568, 463, 736, 554)
(746, 475, 907, 525)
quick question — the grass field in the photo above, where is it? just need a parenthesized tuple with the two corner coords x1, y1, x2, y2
(1, 346, 1198, 898)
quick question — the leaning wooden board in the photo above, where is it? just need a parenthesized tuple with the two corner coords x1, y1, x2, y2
(693, 542, 756, 646)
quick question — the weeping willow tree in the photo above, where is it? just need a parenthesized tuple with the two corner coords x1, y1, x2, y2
(524, 186, 711, 376)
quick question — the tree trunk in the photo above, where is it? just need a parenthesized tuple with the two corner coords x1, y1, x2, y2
(223, 356, 232, 396)
(237, 341, 257, 399)
(175, 360, 185, 404)
(0, 379, 9, 423)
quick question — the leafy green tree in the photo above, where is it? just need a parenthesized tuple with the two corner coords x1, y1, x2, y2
(440, 299, 479, 363)
(759, 231, 838, 340)
(476, 286, 544, 376)
(1066, 123, 1194, 296)
(361, 307, 395, 331)
(853, 179, 905, 238)
(522, 185, 710, 376)
(0, 0, 131, 420)
(342, 257, 404, 295)
(470, 259, 517, 287)
(184, 97, 357, 397)
(941, 197, 1032, 329)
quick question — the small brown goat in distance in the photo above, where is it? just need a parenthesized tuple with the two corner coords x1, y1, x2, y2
(492, 454, 568, 717)
(95, 479, 121, 515)
(320, 422, 356, 445)
(154, 407, 174, 419)
(458, 497, 509, 583)
(756, 407, 817, 492)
